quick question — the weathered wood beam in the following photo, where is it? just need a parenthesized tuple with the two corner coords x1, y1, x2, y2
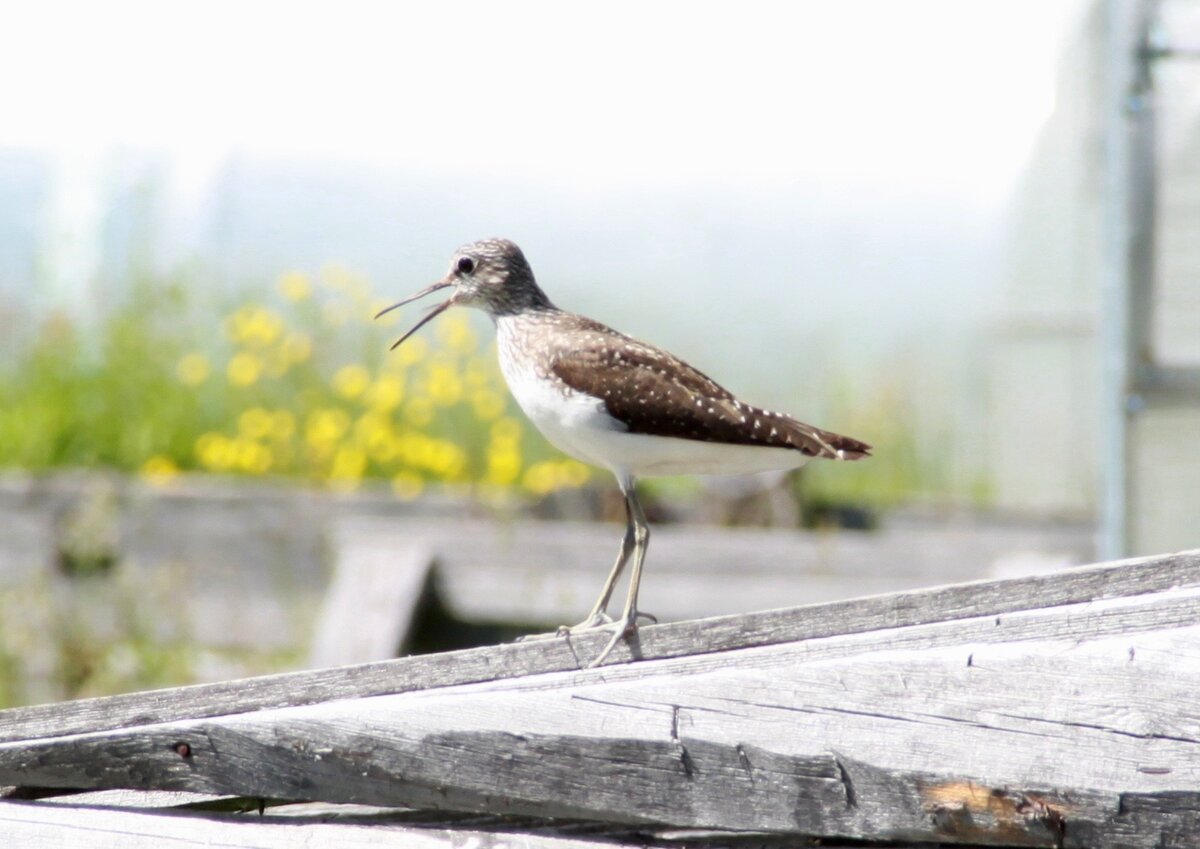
(0, 550, 1198, 846)
(0, 799, 627, 849)
(0, 549, 1194, 746)
(308, 543, 433, 666)
(337, 515, 1093, 624)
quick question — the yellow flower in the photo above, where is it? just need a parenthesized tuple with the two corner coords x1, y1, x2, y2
(277, 270, 312, 302)
(282, 332, 312, 364)
(365, 375, 404, 411)
(139, 455, 179, 486)
(227, 352, 262, 386)
(306, 408, 351, 447)
(238, 407, 273, 440)
(328, 445, 367, 490)
(364, 430, 398, 463)
(427, 441, 466, 478)
(332, 364, 371, 399)
(486, 447, 521, 486)
(195, 433, 233, 470)
(354, 411, 392, 448)
(523, 459, 592, 494)
(233, 439, 272, 475)
(176, 352, 211, 386)
(391, 471, 424, 501)
(522, 461, 559, 495)
(399, 431, 436, 468)
(226, 305, 284, 348)
(257, 310, 285, 346)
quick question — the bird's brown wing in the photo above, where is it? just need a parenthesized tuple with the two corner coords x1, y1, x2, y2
(548, 319, 871, 460)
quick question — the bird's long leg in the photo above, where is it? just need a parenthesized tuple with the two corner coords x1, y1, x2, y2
(517, 480, 645, 642)
(518, 476, 657, 646)
(589, 476, 650, 667)
(568, 491, 636, 630)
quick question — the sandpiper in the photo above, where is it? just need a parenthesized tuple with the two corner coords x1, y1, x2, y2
(377, 238, 871, 666)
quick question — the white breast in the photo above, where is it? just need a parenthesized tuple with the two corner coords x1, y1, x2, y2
(496, 321, 808, 479)
(498, 347, 623, 467)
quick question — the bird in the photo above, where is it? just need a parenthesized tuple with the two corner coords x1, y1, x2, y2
(376, 238, 871, 666)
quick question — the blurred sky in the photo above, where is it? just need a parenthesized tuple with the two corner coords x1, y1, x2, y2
(5, 1, 1078, 203)
(1, 0, 1087, 408)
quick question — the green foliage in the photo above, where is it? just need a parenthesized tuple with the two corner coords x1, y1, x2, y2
(0, 282, 199, 471)
(0, 571, 302, 708)
(0, 269, 589, 498)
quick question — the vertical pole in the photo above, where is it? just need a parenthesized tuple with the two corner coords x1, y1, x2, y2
(1099, 0, 1137, 560)
(1101, 0, 1157, 560)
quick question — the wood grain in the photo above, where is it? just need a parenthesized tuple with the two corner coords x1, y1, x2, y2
(308, 543, 433, 667)
(0, 549, 1195, 746)
(0, 799, 626, 849)
(1, 549, 1199, 846)
(337, 515, 1092, 624)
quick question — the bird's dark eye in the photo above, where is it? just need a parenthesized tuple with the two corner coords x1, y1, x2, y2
(457, 257, 475, 275)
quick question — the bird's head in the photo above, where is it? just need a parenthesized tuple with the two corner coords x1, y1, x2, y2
(376, 238, 550, 350)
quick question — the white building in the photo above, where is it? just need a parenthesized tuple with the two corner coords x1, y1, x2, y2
(991, 0, 1200, 555)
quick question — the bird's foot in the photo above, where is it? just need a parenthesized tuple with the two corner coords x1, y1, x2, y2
(558, 611, 614, 634)
(515, 610, 656, 644)
(586, 613, 640, 668)
(516, 612, 611, 642)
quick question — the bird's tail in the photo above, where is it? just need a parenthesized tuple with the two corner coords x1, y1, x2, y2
(827, 430, 872, 461)
(793, 422, 872, 461)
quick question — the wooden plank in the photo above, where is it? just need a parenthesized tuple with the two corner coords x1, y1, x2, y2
(2, 582, 1199, 846)
(0, 798, 944, 848)
(336, 516, 1093, 625)
(20, 788, 238, 809)
(308, 544, 433, 667)
(0, 549, 1196, 745)
(0, 800, 620, 849)
(0, 471, 1094, 656)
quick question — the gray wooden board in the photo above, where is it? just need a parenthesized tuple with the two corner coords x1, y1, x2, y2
(308, 543, 433, 667)
(0, 549, 1196, 747)
(0, 799, 627, 849)
(336, 516, 1092, 625)
(27, 789, 230, 809)
(0, 470, 1092, 656)
(1, 551, 1200, 846)
(0, 798, 953, 848)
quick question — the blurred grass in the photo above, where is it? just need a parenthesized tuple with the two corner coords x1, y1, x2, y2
(797, 379, 983, 511)
(0, 266, 590, 499)
(0, 568, 303, 706)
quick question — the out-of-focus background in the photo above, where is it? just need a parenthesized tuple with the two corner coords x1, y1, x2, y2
(0, 0, 1196, 707)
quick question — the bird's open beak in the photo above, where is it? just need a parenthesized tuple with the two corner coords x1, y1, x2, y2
(374, 277, 455, 350)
